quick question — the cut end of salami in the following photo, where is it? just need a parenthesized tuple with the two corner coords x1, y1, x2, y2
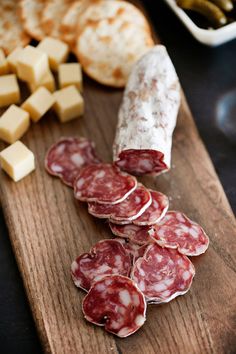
(45, 137, 101, 187)
(71, 239, 131, 291)
(131, 243, 195, 304)
(109, 222, 153, 245)
(82, 275, 146, 337)
(115, 149, 168, 176)
(74, 163, 137, 204)
(150, 211, 210, 256)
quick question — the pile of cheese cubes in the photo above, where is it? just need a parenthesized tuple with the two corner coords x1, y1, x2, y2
(0, 37, 84, 182)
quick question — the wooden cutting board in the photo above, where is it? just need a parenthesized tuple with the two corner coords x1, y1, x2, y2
(0, 6, 236, 354)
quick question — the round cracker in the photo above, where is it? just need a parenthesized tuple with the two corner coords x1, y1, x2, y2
(0, 0, 30, 54)
(60, 1, 83, 48)
(76, 18, 154, 87)
(19, 0, 46, 41)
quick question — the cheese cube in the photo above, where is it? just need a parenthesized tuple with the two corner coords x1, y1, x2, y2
(0, 49, 9, 75)
(28, 70, 55, 93)
(0, 141, 35, 182)
(0, 75, 20, 108)
(0, 105, 30, 144)
(37, 37, 69, 71)
(17, 45, 49, 83)
(58, 63, 82, 91)
(22, 87, 55, 122)
(7, 47, 23, 73)
(53, 85, 84, 123)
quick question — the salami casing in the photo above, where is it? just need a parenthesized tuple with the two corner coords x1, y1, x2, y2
(74, 163, 137, 204)
(150, 211, 209, 256)
(109, 222, 153, 245)
(113, 45, 180, 175)
(45, 137, 101, 187)
(71, 239, 131, 291)
(88, 184, 151, 223)
(82, 275, 146, 337)
(131, 243, 195, 304)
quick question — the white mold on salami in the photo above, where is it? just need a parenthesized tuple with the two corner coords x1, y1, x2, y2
(74, 163, 137, 204)
(82, 275, 146, 337)
(131, 243, 195, 304)
(113, 45, 180, 176)
(150, 211, 209, 256)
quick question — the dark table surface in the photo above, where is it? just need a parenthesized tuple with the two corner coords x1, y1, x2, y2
(1, 2, 236, 353)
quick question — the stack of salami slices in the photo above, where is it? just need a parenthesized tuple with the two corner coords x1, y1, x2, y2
(45, 136, 209, 338)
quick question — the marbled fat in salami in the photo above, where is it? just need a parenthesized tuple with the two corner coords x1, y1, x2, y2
(116, 238, 148, 265)
(133, 190, 169, 226)
(150, 211, 209, 256)
(131, 243, 195, 303)
(71, 239, 131, 291)
(74, 163, 137, 204)
(113, 45, 180, 175)
(109, 222, 153, 245)
(45, 137, 101, 187)
(82, 275, 146, 337)
(88, 184, 152, 223)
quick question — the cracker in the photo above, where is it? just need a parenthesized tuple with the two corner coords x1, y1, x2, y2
(60, 1, 83, 49)
(76, 17, 154, 87)
(41, 0, 74, 39)
(19, 0, 46, 41)
(0, 0, 30, 54)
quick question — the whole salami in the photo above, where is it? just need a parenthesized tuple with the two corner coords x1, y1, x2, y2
(131, 243, 195, 304)
(82, 275, 146, 337)
(113, 45, 180, 176)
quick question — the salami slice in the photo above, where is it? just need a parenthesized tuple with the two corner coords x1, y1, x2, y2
(133, 190, 169, 226)
(113, 45, 180, 176)
(71, 239, 131, 291)
(74, 163, 137, 204)
(109, 222, 153, 245)
(116, 238, 148, 265)
(150, 211, 209, 256)
(131, 243, 195, 304)
(82, 275, 146, 337)
(45, 137, 101, 187)
(88, 184, 152, 222)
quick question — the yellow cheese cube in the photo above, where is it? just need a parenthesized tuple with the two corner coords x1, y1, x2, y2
(28, 70, 55, 93)
(37, 37, 69, 71)
(58, 63, 82, 91)
(53, 85, 84, 123)
(22, 87, 55, 122)
(0, 105, 30, 144)
(7, 47, 23, 74)
(0, 49, 9, 75)
(17, 45, 49, 83)
(0, 75, 20, 108)
(0, 141, 35, 182)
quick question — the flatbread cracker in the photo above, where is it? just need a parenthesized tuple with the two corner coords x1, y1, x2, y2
(19, 0, 46, 41)
(42, 0, 74, 39)
(76, 18, 154, 87)
(60, 1, 83, 48)
(0, 0, 30, 54)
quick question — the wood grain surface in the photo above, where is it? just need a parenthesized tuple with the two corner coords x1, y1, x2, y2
(0, 6, 236, 354)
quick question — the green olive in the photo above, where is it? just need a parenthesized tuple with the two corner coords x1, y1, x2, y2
(209, 0, 233, 12)
(177, 0, 227, 27)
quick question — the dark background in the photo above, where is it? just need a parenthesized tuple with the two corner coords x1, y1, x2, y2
(0, 1, 235, 353)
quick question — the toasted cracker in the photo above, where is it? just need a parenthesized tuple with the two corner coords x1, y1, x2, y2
(41, 0, 74, 39)
(0, 0, 30, 54)
(19, 0, 46, 41)
(60, 1, 83, 48)
(76, 17, 154, 87)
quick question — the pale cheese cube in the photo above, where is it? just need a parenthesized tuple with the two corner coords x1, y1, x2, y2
(0, 141, 35, 182)
(0, 105, 30, 144)
(0, 75, 20, 108)
(17, 45, 49, 83)
(28, 70, 55, 93)
(0, 49, 9, 75)
(53, 85, 84, 123)
(58, 63, 82, 91)
(22, 87, 55, 122)
(37, 37, 69, 71)
(7, 47, 23, 74)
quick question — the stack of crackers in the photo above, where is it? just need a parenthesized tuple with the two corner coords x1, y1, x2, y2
(0, 0, 154, 87)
